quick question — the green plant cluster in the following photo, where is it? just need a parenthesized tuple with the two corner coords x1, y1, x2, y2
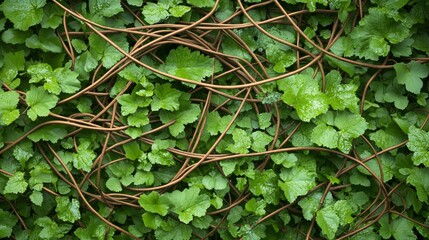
(0, 0, 429, 239)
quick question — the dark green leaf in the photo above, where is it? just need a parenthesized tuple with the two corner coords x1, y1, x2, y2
(0, 0, 46, 30)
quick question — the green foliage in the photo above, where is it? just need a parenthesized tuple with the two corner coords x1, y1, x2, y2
(159, 46, 222, 87)
(165, 187, 211, 224)
(159, 103, 201, 137)
(4, 171, 28, 194)
(0, 91, 20, 125)
(278, 68, 329, 122)
(34, 216, 72, 239)
(89, 0, 123, 17)
(311, 111, 368, 152)
(0, 208, 18, 238)
(0, 0, 46, 31)
(25, 86, 58, 121)
(227, 128, 252, 154)
(139, 191, 170, 216)
(151, 83, 182, 111)
(55, 196, 81, 223)
(89, 33, 129, 68)
(142, 1, 190, 24)
(407, 126, 429, 166)
(279, 167, 316, 203)
(348, 9, 410, 60)
(394, 61, 429, 94)
(379, 215, 416, 240)
(316, 205, 340, 239)
(1, 0, 429, 239)
(28, 125, 68, 143)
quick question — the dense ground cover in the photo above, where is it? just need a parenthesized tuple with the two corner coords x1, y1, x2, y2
(1, 0, 429, 239)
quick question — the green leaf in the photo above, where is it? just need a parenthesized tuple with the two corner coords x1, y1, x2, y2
(187, 0, 215, 8)
(278, 167, 316, 203)
(402, 167, 429, 202)
(204, 111, 222, 135)
(72, 147, 96, 172)
(26, 86, 58, 121)
(379, 215, 416, 240)
(1, 50, 25, 72)
(118, 63, 148, 84)
(325, 70, 359, 113)
(333, 200, 354, 225)
(192, 215, 213, 229)
(278, 68, 329, 122)
(55, 196, 81, 223)
(166, 187, 211, 224)
(25, 29, 62, 53)
(1, 29, 33, 44)
(160, 104, 201, 137)
(142, 2, 169, 24)
(336, 112, 368, 137)
(142, 212, 162, 229)
(151, 83, 182, 111)
(73, 51, 98, 79)
(28, 125, 67, 144)
(257, 112, 272, 130)
(89, 0, 124, 17)
(29, 164, 58, 190)
(107, 159, 135, 178)
(382, 81, 409, 110)
(41, 2, 63, 29)
(155, 218, 192, 240)
(316, 206, 340, 239)
(245, 198, 266, 215)
(369, 125, 406, 155)
(249, 169, 280, 204)
(312, 111, 367, 152)
(34, 66, 80, 95)
(0, 0, 46, 30)
(0, 91, 20, 126)
(348, 9, 410, 60)
(127, 0, 143, 6)
(298, 192, 333, 221)
(349, 170, 371, 187)
(226, 128, 251, 154)
(407, 126, 429, 166)
(118, 93, 151, 116)
(251, 131, 273, 152)
(13, 140, 34, 166)
(391, 217, 416, 240)
(27, 63, 52, 83)
(71, 39, 88, 53)
(139, 191, 170, 216)
(105, 177, 122, 192)
(53, 68, 81, 94)
(30, 190, 43, 206)
(4, 171, 28, 194)
(134, 171, 154, 186)
(123, 141, 143, 161)
(160, 46, 222, 86)
(202, 171, 228, 190)
(391, 37, 414, 57)
(0, 208, 18, 238)
(148, 140, 175, 166)
(311, 124, 339, 149)
(89, 33, 129, 68)
(169, 5, 191, 17)
(271, 152, 298, 168)
(35, 216, 71, 239)
(74, 215, 114, 239)
(394, 61, 429, 94)
(127, 108, 149, 127)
